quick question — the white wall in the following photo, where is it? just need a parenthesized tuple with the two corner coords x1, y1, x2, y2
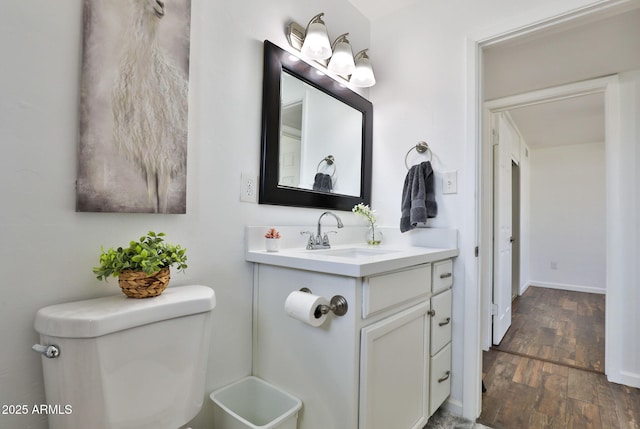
(529, 142, 606, 293)
(368, 0, 607, 416)
(0, 1, 369, 428)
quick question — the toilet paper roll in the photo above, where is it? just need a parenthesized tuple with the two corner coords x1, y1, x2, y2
(284, 291, 330, 327)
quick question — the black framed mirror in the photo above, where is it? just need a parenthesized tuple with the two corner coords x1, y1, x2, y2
(259, 40, 373, 211)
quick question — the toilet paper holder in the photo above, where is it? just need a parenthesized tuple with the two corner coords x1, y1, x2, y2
(300, 288, 348, 317)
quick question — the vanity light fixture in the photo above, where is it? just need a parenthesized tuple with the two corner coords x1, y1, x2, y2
(327, 33, 356, 76)
(350, 49, 376, 87)
(287, 13, 376, 87)
(300, 13, 332, 60)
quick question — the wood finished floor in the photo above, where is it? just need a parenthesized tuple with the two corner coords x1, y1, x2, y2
(478, 287, 640, 429)
(494, 286, 605, 373)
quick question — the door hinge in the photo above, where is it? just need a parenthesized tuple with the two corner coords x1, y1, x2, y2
(491, 303, 498, 316)
(492, 129, 499, 146)
(474, 246, 479, 257)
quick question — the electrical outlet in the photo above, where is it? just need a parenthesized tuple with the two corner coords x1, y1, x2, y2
(443, 171, 458, 194)
(240, 173, 257, 203)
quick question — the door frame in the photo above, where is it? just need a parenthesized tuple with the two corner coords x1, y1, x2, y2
(462, 0, 630, 420)
(482, 77, 615, 351)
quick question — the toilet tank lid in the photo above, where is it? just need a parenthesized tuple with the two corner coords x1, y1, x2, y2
(34, 285, 216, 338)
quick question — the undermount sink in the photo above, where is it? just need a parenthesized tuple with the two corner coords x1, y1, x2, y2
(311, 247, 398, 258)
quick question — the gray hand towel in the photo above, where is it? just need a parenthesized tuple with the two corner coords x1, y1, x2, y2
(400, 161, 437, 232)
(313, 173, 332, 192)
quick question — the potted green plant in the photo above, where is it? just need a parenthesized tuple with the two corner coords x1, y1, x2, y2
(93, 231, 187, 298)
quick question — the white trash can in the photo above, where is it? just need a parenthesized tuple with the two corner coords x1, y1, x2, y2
(210, 376, 302, 429)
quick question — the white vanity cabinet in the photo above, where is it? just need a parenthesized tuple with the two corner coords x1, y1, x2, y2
(252, 257, 454, 429)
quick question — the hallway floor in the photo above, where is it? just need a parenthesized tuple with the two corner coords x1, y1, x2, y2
(494, 286, 605, 373)
(478, 286, 640, 429)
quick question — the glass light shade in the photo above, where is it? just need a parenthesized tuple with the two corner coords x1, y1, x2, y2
(350, 50, 376, 87)
(301, 19, 332, 60)
(328, 35, 355, 76)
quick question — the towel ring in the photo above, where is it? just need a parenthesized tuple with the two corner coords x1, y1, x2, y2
(317, 155, 337, 178)
(404, 141, 432, 170)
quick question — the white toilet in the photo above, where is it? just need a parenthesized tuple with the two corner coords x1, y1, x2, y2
(33, 284, 216, 429)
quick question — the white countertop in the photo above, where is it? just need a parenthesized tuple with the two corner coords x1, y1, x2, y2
(246, 226, 459, 277)
(246, 244, 458, 277)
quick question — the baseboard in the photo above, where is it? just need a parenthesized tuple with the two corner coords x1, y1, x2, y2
(526, 281, 605, 295)
(608, 370, 640, 389)
(442, 397, 463, 417)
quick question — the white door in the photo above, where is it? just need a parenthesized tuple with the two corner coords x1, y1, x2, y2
(492, 113, 515, 345)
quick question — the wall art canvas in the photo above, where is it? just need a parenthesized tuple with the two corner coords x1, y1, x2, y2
(77, 0, 191, 213)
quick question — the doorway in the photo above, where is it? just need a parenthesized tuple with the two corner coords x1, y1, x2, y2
(487, 85, 608, 362)
(464, 2, 640, 421)
(482, 78, 612, 348)
(486, 87, 607, 348)
(480, 78, 615, 429)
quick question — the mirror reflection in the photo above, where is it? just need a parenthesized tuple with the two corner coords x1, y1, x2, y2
(279, 71, 363, 196)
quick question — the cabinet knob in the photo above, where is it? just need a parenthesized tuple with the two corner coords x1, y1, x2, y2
(438, 317, 451, 327)
(427, 309, 436, 317)
(438, 371, 451, 383)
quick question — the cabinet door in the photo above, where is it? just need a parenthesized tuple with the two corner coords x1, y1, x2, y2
(360, 302, 430, 429)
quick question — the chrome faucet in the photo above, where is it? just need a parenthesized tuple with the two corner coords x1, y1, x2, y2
(301, 211, 344, 250)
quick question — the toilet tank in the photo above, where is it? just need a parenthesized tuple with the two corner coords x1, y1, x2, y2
(34, 285, 216, 429)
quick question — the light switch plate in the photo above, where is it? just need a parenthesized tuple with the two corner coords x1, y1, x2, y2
(443, 171, 457, 194)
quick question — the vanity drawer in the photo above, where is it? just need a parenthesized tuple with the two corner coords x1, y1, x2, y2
(432, 260, 453, 294)
(430, 289, 452, 355)
(362, 265, 431, 319)
(429, 343, 452, 416)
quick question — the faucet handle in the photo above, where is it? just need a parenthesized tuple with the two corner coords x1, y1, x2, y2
(300, 231, 316, 249)
(322, 231, 337, 246)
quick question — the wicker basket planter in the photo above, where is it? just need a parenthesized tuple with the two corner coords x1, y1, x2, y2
(118, 267, 171, 299)
(93, 232, 186, 295)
